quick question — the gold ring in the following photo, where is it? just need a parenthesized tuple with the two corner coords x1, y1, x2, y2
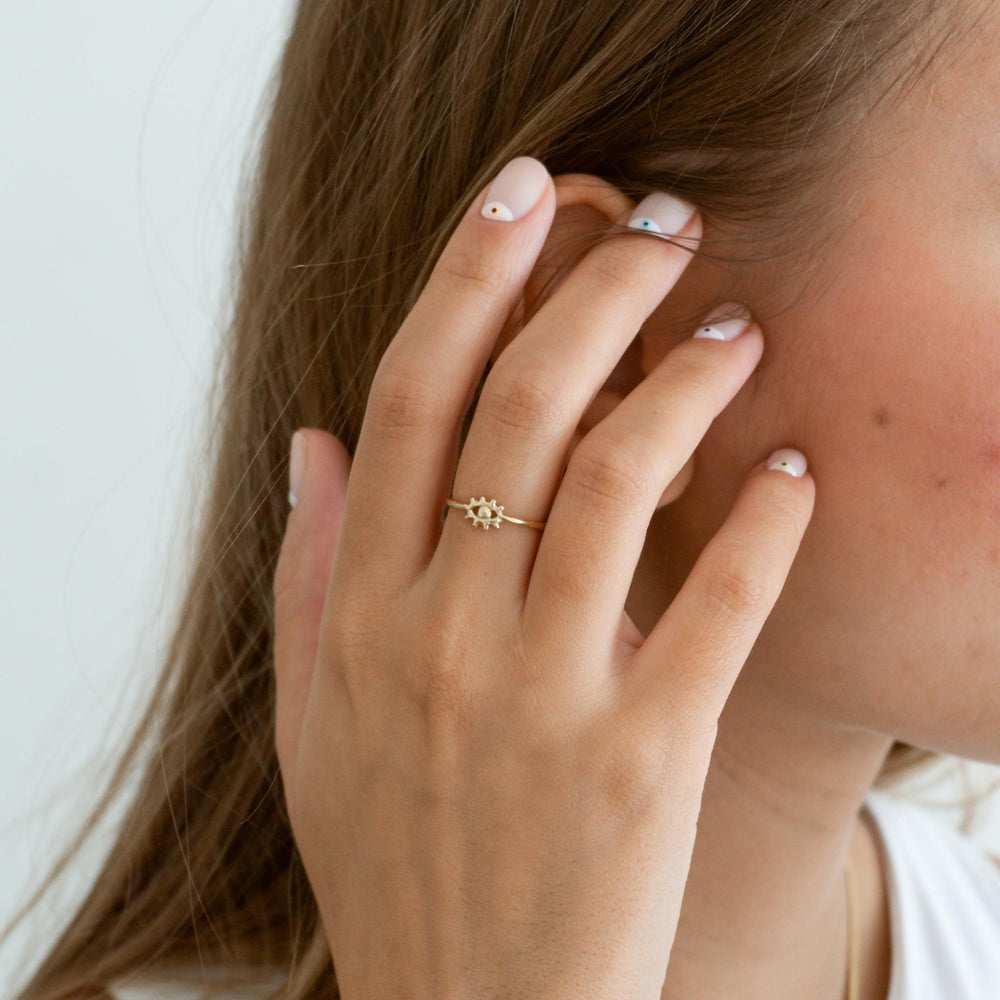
(444, 496, 546, 531)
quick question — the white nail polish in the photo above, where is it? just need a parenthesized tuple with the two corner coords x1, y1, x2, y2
(766, 448, 808, 478)
(693, 319, 749, 341)
(693, 303, 753, 341)
(289, 430, 304, 508)
(481, 156, 550, 222)
(626, 191, 697, 235)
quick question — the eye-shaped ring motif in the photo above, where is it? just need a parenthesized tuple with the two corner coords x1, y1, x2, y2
(461, 496, 505, 530)
(443, 495, 547, 532)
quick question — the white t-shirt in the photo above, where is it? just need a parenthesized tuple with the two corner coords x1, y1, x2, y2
(110, 789, 1000, 1000)
(863, 787, 1000, 999)
(110, 971, 283, 1000)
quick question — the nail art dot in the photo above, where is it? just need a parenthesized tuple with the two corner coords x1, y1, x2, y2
(766, 448, 808, 478)
(483, 201, 514, 221)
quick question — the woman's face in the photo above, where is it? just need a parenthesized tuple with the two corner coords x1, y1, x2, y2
(633, 8, 1000, 762)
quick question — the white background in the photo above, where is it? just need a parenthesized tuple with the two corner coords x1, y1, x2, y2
(1, 0, 296, 986)
(2, 0, 999, 990)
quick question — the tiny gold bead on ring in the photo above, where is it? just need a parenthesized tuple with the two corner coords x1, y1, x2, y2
(444, 496, 547, 532)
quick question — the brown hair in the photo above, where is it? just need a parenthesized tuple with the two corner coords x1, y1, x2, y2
(7, 0, 995, 996)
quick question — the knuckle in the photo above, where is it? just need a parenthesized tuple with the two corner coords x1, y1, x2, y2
(595, 723, 672, 820)
(595, 753, 649, 821)
(568, 438, 654, 510)
(703, 560, 767, 618)
(399, 602, 482, 723)
(480, 362, 568, 436)
(414, 662, 478, 729)
(437, 246, 512, 296)
(320, 596, 379, 673)
(597, 711, 714, 820)
(368, 363, 448, 433)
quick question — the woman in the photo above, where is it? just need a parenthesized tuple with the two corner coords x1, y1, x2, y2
(7, 0, 1000, 997)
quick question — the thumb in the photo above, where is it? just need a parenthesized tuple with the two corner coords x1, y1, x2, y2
(272, 427, 351, 785)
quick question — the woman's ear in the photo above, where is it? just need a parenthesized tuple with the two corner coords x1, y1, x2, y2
(488, 172, 698, 509)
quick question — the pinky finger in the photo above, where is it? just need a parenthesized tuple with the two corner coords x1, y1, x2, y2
(619, 448, 815, 734)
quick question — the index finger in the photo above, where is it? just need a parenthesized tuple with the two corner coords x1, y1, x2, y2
(331, 156, 556, 596)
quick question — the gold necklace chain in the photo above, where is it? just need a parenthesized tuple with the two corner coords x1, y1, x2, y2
(845, 859, 860, 1000)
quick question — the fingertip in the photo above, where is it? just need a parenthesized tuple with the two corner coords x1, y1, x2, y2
(755, 448, 816, 536)
(750, 447, 816, 507)
(478, 155, 552, 224)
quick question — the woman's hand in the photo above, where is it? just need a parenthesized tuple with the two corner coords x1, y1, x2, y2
(272, 156, 814, 1000)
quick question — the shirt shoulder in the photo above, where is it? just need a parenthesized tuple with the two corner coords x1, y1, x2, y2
(109, 969, 285, 1000)
(864, 788, 1000, 1000)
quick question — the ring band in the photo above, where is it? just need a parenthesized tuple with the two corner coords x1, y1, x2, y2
(444, 496, 546, 531)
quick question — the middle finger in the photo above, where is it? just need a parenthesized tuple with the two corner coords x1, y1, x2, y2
(435, 191, 702, 591)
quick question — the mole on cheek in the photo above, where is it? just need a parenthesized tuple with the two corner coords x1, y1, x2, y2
(873, 406, 891, 427)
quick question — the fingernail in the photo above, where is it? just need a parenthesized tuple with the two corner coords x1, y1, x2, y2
(766, 448, 808, 478)
(481, 156, 550, 222)
(693, 302, 754, 341)
(289, 431, 305, 508)
(626, 191, 697, 236)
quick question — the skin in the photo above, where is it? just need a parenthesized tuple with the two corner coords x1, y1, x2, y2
(275, 8, 999, 1000)
(503, 8, 1000, 999)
